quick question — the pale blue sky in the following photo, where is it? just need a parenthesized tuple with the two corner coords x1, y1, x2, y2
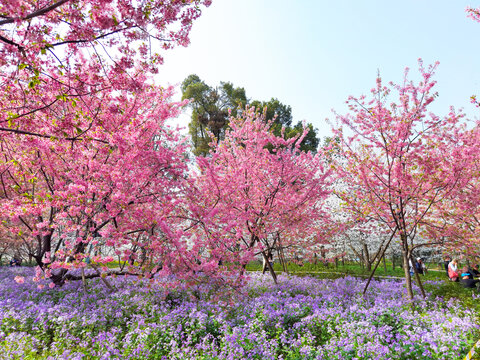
(158, 0, 479, 140)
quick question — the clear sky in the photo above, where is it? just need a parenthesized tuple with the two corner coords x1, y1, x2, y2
(158, 0, 479, 140)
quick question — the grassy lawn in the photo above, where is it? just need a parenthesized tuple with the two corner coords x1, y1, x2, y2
(246, 260, 447, 279)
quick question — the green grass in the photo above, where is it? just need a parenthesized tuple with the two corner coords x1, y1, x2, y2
(246, 260, 446, 280)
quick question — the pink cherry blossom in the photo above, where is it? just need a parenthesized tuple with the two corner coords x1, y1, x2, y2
(330, 60, 474, 299)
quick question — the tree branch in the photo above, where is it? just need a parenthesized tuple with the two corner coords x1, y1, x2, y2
(0, 127, 109, 144)
(0, 0, 70, 26)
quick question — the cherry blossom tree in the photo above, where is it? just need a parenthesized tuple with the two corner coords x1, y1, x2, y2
(185, 108, 332, 283)
(423, 4, 480, 257)
(467, 5, 480, 23)
(0, 234, 15, 264)
(0, 0, 211, 140)
(340, 220, 391, 271)
(0, 0, 213, 287)
(432, 126, 480, 262)
(330, 61, 473, 299)
(467, 6, 480, 109)
(0, 84, 192, 286)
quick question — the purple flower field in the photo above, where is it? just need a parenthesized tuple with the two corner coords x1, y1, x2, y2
(0, 267, 479, 360)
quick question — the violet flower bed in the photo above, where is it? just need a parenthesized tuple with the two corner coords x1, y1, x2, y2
(0, 267, 479, 359)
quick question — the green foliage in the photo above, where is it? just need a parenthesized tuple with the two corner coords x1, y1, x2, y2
(250, 98, 293, 127)
(423, 279, 480, 309)
(307, 318, 335, 347)
(182, 74, 247, 156)
(181, 75, 320, 156)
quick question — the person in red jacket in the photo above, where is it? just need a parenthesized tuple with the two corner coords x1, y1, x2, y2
(448, 259, 459, 282)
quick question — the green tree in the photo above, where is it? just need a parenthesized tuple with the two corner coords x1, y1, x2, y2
(181, 75, 319, 156)
(250, 98, 319, 153)
(181, 75, 247, 156)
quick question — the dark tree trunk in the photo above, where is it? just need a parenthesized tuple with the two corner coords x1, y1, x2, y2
(262, 248, 273, 275)
(50, 268, 69, 286)
(363, 229, 396, 295)
(262, 250, 277, 284)
(363, 243, 371, 271)
(401, 234, 414, 301)
(409, 254, 426, 298)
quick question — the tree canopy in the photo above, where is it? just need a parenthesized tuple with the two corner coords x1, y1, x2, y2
(187, 107, 332, 283)
(0, 0, 211, 285)
(329, 61, 475, 299)
(0, 0, 211, 140)
(181, 74, 247, 156)
(181, 75, 320, 156)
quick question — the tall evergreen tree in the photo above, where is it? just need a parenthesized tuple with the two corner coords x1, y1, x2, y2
(181, 75, 319, 156)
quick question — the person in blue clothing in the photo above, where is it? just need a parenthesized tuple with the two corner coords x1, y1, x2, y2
(460, 266, 480, 289)
(413, 257, 427, 275)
